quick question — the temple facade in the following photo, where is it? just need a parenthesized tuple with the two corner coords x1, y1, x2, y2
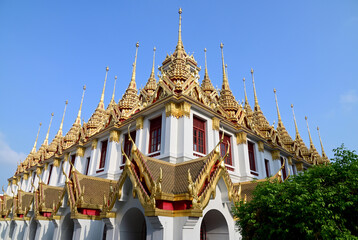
(0, 9, 329, 240)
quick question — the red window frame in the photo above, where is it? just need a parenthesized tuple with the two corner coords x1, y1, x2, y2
(219, 132, 232, 166)
(149, 116, 162, 154)
(281, 157, 287, 179)
(264, 159, 270, 177)
(123, 131, 137, 164)
(69, 154, 76, 178)
(248, 141, 257, 173)
(85, 157, 90, 175)
(193, 116, 206, 154)
(47, 164, 53, 185)
(98, 140, 108, 171)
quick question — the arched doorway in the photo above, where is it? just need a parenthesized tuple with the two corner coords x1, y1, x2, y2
(29, 220, 38, 240)
(61, 213, 74, 240)
(119, 208, 147, 240)
(200, 209, 229, 240)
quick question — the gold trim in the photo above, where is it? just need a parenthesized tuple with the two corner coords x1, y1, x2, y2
(91, 139, 98, 150)
(257, 141, 264, 152)
(287, 156, 293, 165)
(295, 162, 303, 171)
(136, 116, 144, 130)
(271, 150, 280, 160)
(76, 147, 85, 157)
(212, 117, 220, 131)
(236, 132, 247, 145)
(54, 158, 61, 167)
(64, 153, 69, 162)
(165, 102, 191, 118)
(23, 173, 29, 180)
(109, 130, 120, 142)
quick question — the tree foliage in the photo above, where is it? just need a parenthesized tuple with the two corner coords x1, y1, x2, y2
(233, 145, 358, 240)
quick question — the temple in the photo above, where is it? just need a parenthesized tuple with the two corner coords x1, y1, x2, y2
(0, 9, 329, 240)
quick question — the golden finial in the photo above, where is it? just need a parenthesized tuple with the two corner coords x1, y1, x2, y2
(57, 100, 68, 136)
(110, 76, 117, 103)
(150, 47, 156, 79)
(204, 48, 209, 79)
(251, 68, 260, 110)
(317, 127, 327, 158)
(43, 112, 54, 146)
(305, 116, 314, 148)
(76, 85, 86, 125)
(99, 66, 109, 109)
(243, 77, 249, 106)
(130, 42, 139, 85)
(31, 122, 42, 153)
(220, 43, 229, 89)
(291, 104, 300, 138)
(273, 88, 282, 124)
(176, 8, 183, 51)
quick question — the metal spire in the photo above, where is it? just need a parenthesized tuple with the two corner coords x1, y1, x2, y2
(243, 77, 249, 106)
(291, 104, 300, 138)
(99, 66, 109, 109)
(57, 100, 68, 136)
(110, 76, 117, 103)
(150, 47, 156, 79)
(273, 89, 282, 124)
(43, 112, 54, 146)
(305, 116, 314, 148)
(317, 127, 327, 158)
(176, 8, 184, 51)
(204, 48, 209, 80)
(220, 43, 229, 90)
(251, 68, 260, 111)
(130, 42, 139, 86)
(31, 123, 42, 154)
(75, 85, 86, 125)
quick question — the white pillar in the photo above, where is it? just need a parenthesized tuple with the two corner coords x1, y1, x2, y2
(73, 219, 104, 240)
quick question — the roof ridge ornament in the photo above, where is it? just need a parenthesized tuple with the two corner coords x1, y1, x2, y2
(130, 42, 139, 87)
(31, 123, 42, 154)
(220, 43, 229, 90)
(291, 104, 300, 139)
(110, 76, 117, 104)
(305, 116, 314, 149)
(317, 126, 327, 159)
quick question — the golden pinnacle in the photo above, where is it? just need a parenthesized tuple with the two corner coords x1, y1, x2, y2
(220, 42, 224, 49)
(251, 68, 254, 74)
(153, 46, 156, 51)
(115, 76, 117, 79)
(106, 66, 109, 71)
(179, 8, 182, 14)
(83, 85, 86, 90)
(136, 42, 139, 48)
(204, 48, 207, 52)
(273, 88, 276, 93)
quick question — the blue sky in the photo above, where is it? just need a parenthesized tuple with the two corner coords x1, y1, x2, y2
(0, 1, 357, 188)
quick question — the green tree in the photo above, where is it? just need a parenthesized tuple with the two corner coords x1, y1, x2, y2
(233, 145, 358, 240)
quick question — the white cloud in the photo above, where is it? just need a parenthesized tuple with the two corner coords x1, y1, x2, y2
(0, 132, 26, 165)
(340, 90, 358, 104)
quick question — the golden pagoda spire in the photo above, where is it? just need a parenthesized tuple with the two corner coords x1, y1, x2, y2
(291, 104, 300, 139)
(243, 77, 249, 106)
(98, 66, 109, 110)
(31, 123, 42, 154)
(150, 47, 156, 79)
(130, 42, 139, 88)
(305, 116, 314, 148)
(75, 85, 86, 125)
(273, 89, 282, 124)
(317, 127, 327, 158)
(220, 43, 229, 90)
(251, 68, 260, 111)
(43, 112, 54, 146)
(176, 8, 184, 52)
(110, 76, 117, 103)
(57, 100, 68, 136)
(204, 48, 209, 80)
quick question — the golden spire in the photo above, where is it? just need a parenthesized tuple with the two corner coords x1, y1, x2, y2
(220, 43, 229, 90)
(251, 68, 260, 111)
(273, 89, 282, 124)
(57, 100, 68, 136)
(317, 127, 327, 158)
(43, 112, 54, 146)
(291, 104, 300, 138)
(75, 85, 86, 125)
(130, 42, 139, 87)
(110, 76, 117, 103)
(176, 8, 184, 52)
(99, 66, 109, 109)
(150, 47, 156, 79)
(243, 77, 249, 106)
(31, 123, 42, 154)
(204, 48, 209, 80)
(305, 116, 314, 148)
